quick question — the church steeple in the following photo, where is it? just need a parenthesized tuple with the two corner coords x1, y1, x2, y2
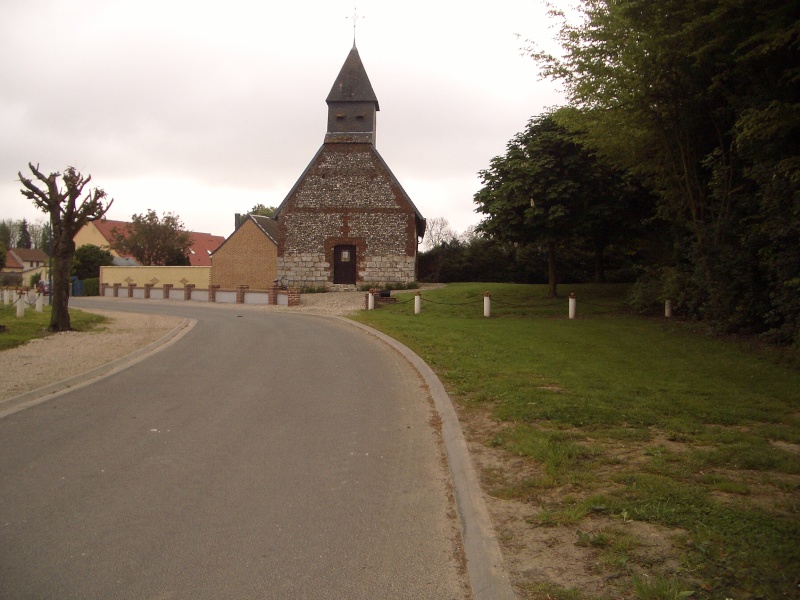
(325, 46, 379, 144)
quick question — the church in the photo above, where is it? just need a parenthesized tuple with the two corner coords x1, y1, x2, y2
(273, 44, 426, 289)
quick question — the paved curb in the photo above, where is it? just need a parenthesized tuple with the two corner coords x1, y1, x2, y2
(341, 318, 517, 600)
(0, 318, 196, 419)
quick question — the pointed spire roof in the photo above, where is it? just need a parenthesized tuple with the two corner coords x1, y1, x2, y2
(326, 46, 379, 110)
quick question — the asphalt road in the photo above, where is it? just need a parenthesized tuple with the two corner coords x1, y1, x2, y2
(0, 300, 469, 599)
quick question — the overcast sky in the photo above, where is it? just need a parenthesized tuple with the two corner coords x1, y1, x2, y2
(1, 0, 566, 240)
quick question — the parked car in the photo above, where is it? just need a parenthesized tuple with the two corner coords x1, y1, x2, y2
(37, 281, 51, 296)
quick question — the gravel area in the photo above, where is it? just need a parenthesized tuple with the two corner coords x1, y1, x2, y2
(0, 288, 431, 402)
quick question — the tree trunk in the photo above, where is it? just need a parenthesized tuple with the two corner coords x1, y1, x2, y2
(547, 241, 558, 298)
(594, 240, 606, 283)
(49, 227, 75, 332)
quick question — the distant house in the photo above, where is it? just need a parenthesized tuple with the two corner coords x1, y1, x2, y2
(273, 45, 426, 289)
(0, 247, 49, 282)
(74, 219, 225, 267)
(210, 214, 278, 290)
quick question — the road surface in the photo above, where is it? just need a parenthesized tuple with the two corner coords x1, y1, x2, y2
(0, 300, 469, 599)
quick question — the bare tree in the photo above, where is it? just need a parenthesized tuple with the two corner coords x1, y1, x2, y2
(19, 163, 112, 331)
(420, 216, 457, 251)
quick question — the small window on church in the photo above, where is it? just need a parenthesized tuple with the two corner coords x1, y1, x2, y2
(341, 250, 350, 262)
(356, 114, 365, 120)
(336, 114, 345, 120)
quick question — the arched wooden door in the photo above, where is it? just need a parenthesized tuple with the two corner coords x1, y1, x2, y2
(333, 245, 357, 285)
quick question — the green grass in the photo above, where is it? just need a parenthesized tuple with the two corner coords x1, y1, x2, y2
(351, 283, 800, 599)
(0, 305, 108, 351)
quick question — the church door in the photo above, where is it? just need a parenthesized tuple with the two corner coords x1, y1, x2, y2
(333, 245, 357, 285)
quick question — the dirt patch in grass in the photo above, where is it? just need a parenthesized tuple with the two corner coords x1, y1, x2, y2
(455, 404, 800, 599)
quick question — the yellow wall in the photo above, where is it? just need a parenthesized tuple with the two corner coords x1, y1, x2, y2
(74, 222, 120, 256)
(210, 220, 277, 290)
(100, 266, 211, 288)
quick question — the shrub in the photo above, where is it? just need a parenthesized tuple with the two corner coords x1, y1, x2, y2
(83, 278, 99, 296)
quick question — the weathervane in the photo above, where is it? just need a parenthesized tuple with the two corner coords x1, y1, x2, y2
(347, 7, 365, 47)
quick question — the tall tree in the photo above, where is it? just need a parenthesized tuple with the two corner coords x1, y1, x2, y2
(0, 241, 6, 270)
(17, 219, 32, 249)
(420, 217, 457, 251)
(475, 114, 642, 296)
(109, 209, 192, 266)
(0, 221, 13, 249)
(19, 164, 112, 331)
(529, 0, 800, 339)
(248, 203, 278, 217)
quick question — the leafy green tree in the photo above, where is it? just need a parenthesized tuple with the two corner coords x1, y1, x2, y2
(72, 244, 114, 280)
(17, 219, 32, 249)
(248, 203, 278, 217)
(110, 209, 192, 266)
(0, 222, 10, 250)
(529, 0, 799, 340)
(474, 114, 644, 296)
(19, 163, 113, 331)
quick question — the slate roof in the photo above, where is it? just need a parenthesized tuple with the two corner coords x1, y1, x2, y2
(326, 46, 379, 110)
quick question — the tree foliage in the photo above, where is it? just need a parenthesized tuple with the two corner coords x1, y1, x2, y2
(474, 113, 648, 296)
(17, 219, 32, 249)
(248, 203, 278, 217)
(109, 209, 192, 266)
(0, 241, 6, 270)
(527, 0, 799, 341)
(19, 163, 112, 331)
(420, 217, 457, 251)
(72, 244, 114, 280)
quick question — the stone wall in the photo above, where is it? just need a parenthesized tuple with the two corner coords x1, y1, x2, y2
(278, 143, 420, 287)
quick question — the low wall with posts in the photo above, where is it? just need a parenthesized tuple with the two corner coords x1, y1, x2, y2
(99, 266, 211, 290)
(97, 283, 301, 307)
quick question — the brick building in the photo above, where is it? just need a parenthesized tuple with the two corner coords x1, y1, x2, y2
(274, 45, 426, 289)
(210, 214, 278, 289)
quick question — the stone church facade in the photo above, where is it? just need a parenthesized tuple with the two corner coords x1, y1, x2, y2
(274, 45, 426, 289)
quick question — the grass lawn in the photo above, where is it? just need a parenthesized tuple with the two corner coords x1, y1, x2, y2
(352, 283, 800, 599)
(0, 304, 108, 351)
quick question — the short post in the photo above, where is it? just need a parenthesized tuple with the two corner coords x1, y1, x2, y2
(484, 291, 491, 318)
(665, 299, 672, 318)
(16, 291, 25, 318)
(144, 283, 153, 299)
(113, 283, 121, 297)
(36, 292, 44, 312)
(569, 293, 576, 319)
(414, 291, 421, 315)
(2, 289, 9, 304)
(367, 289, 375, 310)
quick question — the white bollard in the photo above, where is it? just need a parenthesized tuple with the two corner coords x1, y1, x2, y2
(16, 292, 25, 318)
(665, 299, 672, 318)
(3, 289, 10, 305)
(569, 293, 576, 319)
(484, 292, 491, 318)
(368, 291, 375, 310)
(36, 293, 44, 312)
(414, 292, 421, 315)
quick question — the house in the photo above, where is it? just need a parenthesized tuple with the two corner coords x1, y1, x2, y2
(273, 44, 426, 289)
(73, 219, 225, 267)
(210, 214, 278, 289)
(1, 247, 49, 285)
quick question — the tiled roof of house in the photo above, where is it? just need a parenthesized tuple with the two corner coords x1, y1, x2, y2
(88, 218, 224, 267)
(10, 248, 48, 264)
(187, 231, 226, 266)
(4, 252, 23, 270)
